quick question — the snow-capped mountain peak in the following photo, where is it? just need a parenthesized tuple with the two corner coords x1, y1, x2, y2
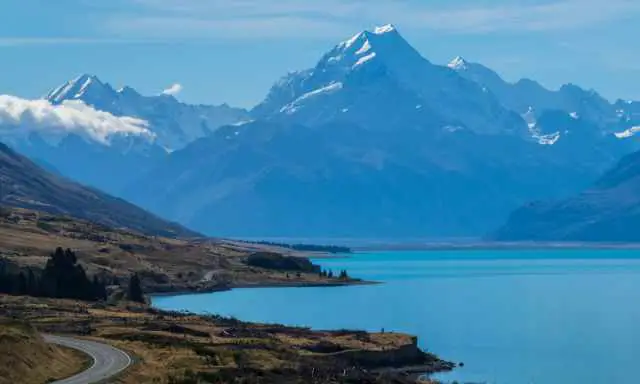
(43, 75, 250, 150)
(373, 23, 398, 35)
(448, 56, 469, 70)
(254, 24, 433, 121)
(317, 23, 428, 80)
(46, 74, 115, 104)
(254, 24, 527, 137)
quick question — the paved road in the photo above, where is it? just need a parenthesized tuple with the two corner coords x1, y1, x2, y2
(44, 334, 132, 384)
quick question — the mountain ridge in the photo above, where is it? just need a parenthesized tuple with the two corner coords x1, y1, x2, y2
(0, 141, 198, 238)
(45, 73, 250, 150)
(492, 149, 640, 242)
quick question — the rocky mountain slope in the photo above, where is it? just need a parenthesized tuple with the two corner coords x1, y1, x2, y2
(493, 149, 640, 242)
(0, 142, 197, 237)
(121, 25, 631, 238)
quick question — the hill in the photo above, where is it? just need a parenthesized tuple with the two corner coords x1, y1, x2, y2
(493, 150, 640, 242)
(0, 207, 357, 294)
(0, 321, 88, 384)
(0, 142, 197, 238)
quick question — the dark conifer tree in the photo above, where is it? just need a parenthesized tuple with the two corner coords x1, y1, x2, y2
(127, 273, 145, 303)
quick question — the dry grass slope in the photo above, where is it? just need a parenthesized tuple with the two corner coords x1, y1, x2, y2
(0, 296, 453, 383)
(0, 207, 357, 294)
(0, 321, 89, 384)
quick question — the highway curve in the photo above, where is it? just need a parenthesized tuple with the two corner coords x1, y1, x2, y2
(44, 334, 132, 384)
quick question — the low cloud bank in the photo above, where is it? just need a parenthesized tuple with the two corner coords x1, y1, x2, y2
(0, 95, 154, 144)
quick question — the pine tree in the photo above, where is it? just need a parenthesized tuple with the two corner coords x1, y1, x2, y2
(127, 273, 145, 303)
(16, 272, 27, 294)
(92, 275, 107, 301)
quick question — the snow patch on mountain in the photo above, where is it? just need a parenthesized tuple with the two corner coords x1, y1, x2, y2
(354, 52, 377, 67)
(0, 95, 154, 145)
(280, 82, 344, 114)
(355, 40, 372, 55)
(615, 126, 640, 139)
(527, 119, 560, 145)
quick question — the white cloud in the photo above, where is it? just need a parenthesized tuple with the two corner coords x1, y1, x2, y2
(0, 95, 154, 145)
(162, 83, 183, 96)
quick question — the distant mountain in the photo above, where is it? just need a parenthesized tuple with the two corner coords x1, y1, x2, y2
(47, 74, 250, 150)
(9, 132, 167, 196)
(0, 93, 165, 196)
(123, 119, 606, 238)
(0, 142, 198, 238)
(122, 25, 628, 238)
(448, 56, 640, 146)
(492, 149, 640, 242)
(0, 75, 249, 196)
(449, 56, 616, 120)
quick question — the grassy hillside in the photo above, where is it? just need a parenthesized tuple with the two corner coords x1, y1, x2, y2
(0, 142, 197, 238)
(0, 296, 453, 383)
(0, 321, 89, 384)
(0, 207, 360, 294)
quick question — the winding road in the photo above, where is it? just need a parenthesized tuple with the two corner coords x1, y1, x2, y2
(44, 335, 132, 384)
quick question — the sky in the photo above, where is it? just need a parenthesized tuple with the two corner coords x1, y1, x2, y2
(1, 0, 639, 108)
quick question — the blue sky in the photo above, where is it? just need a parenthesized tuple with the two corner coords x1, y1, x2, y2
(2, 0, 639, 108)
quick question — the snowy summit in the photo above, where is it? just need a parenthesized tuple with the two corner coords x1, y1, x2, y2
(448, 56, 469, 71)
(373, 24, 397, 35)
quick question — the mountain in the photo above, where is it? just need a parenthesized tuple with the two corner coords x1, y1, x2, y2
(0, 141, 198, 238)
(122, 119, 602, 238)
(448, 57, 624, 126)
(254, 25, 526, 137)
(492, 150, 640, 242)
(0, 75, 249, 196)
(122, 25, 628, 238)
(47, 74, 250, 150)
(0, 93, 165, 196)
(10, 132, 167, 196)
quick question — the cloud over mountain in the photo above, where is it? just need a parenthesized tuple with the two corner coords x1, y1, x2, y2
(0, 95, 154, 144)
(162, 83, 183, 96)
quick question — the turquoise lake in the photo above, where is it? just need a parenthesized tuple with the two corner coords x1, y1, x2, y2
(152, 250, 640, 383)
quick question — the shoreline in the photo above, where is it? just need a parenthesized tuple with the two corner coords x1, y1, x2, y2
(353, 241, 640, 252)
(148, 279, 379, 298)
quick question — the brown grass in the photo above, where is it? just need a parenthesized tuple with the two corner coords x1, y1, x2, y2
(0, 208, 355, 295)
(0, 295, 454, 383)
(0, 321, 90, 384)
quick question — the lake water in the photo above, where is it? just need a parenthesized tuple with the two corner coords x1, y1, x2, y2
(152, 250, 640, 384)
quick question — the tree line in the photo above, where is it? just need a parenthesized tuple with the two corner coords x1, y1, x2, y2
(0, 247, 106, 301)
(319, 269, 350, 280)
(0, 247, 146, 303)
(249, 241, 352, 254)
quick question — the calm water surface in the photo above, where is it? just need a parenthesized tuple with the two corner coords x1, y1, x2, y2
(152, 250, 640, 384)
